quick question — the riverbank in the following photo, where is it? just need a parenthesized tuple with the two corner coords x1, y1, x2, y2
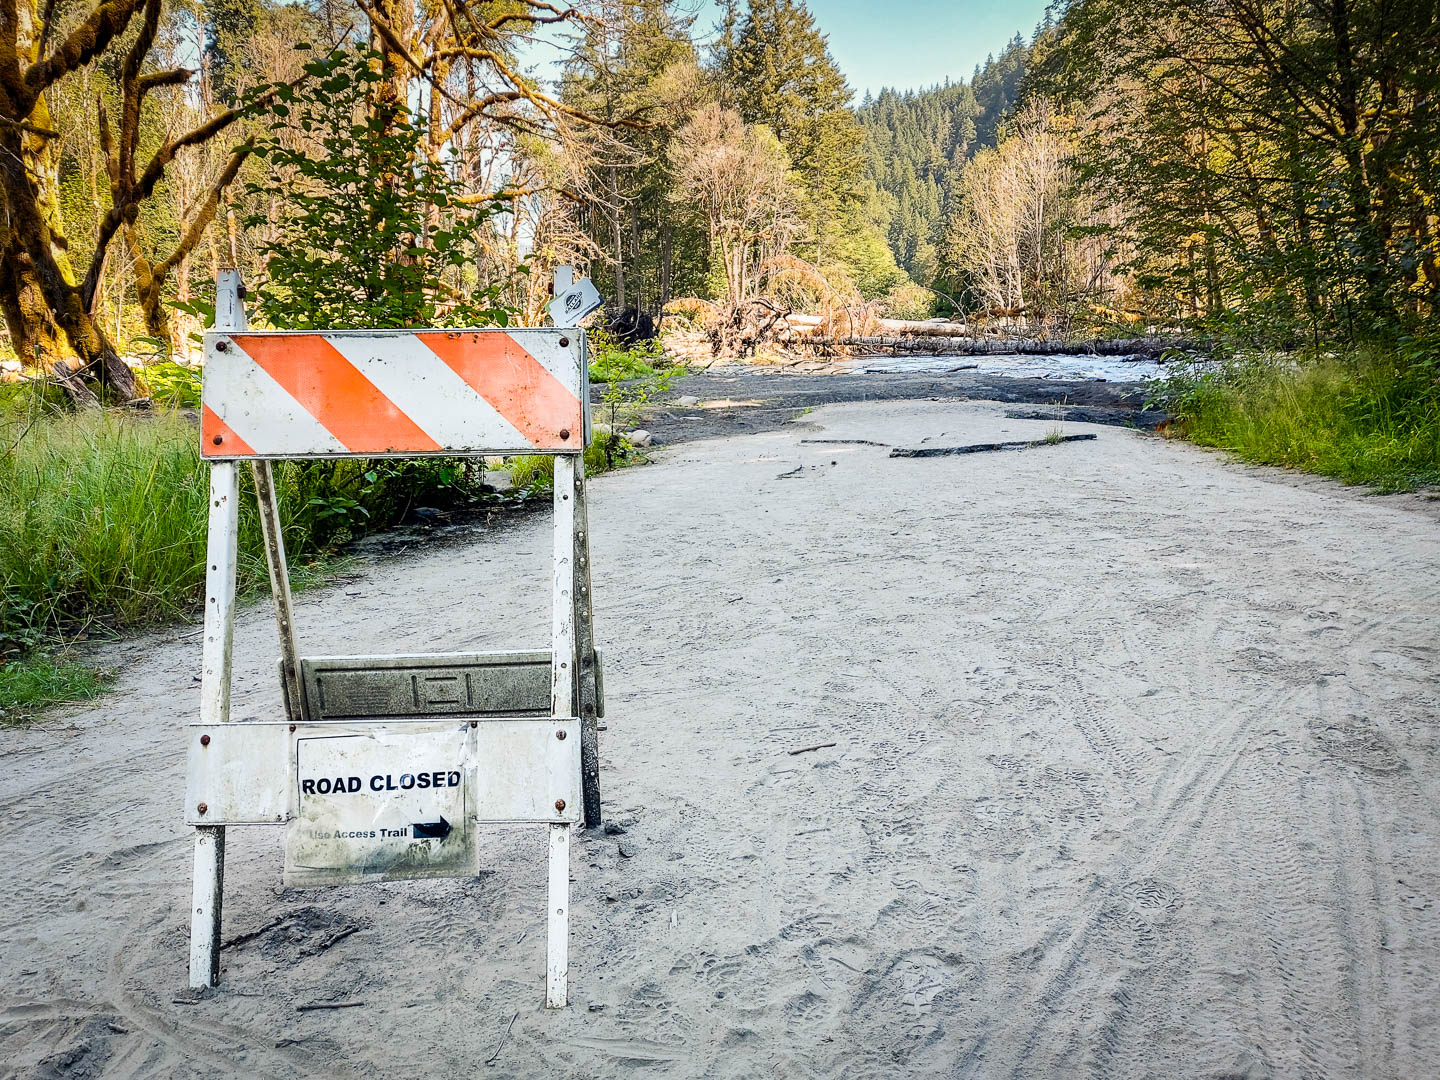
(1, 397, 1435, 1077)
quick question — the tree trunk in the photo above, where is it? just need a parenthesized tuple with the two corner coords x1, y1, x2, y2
(659, 224, 673, 313)
(123, 225, 165, 339)
(369, 0, 413, 130)
(0, 247, 66, 367)
(173, 251, 195, 360)
(609, 168, 626, 309)
(0, 123, 137, 400)
(629, 197, 642, 313)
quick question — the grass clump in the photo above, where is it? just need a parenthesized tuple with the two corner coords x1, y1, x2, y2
(1, 408, 227, 649)
(506, 432, 635, 494)
(1152, 350, 1440, 492)
(0, 654, 113, 724)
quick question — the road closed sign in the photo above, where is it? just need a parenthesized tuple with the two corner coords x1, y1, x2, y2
(285, 723, 476, 886)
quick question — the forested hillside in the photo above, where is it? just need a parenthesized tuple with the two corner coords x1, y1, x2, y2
(856, 34, 1031, 291)
(8, 0, 1431, 379)
(562, 0, 905, 321)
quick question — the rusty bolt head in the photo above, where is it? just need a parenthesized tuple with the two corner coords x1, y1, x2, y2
(289, 724, 296, 733)
(214, 340, 228, 352)
(559, 336, 570, 347)
(212, 435, 224, 445)
(555, 799, 566, 812)
(197, 802, 208, 815)
(200, 734, 211, 746)
(556, 729, 567, 740)
(559, 428, 571, 440)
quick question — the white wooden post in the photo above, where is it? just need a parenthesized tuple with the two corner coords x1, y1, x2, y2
(547, 453, 578, 1007)
(189, 459, 239, 986)
(189, 824, 225, 985)
(189, 270, 245, 989)
(547, 821, 570, 1005)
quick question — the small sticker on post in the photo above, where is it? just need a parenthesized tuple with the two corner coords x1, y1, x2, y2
(547, 278, 603, 327)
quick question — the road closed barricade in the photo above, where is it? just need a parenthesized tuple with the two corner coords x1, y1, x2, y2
(184, 270, 605, 1008)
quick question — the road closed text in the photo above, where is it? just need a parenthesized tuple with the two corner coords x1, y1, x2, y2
(301, 771, 462, 796)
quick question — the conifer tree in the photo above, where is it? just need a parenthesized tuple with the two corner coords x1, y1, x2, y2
(716, 0, 898, 293)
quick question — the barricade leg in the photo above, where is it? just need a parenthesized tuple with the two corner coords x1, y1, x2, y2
(547, 822, 570, 1007)
(189, 460, 240, 988)
(547, 454, 579, 1007)
(252, 460, 304, 722)
(189, 826, 225, 986)
(572, 460, 602, 827)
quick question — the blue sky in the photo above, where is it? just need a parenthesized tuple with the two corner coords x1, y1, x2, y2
(524, 1, 1053, 101)
(692, 0, 1053, 98)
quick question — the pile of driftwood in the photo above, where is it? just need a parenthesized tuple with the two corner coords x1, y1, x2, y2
(660, 298, 1194, 368)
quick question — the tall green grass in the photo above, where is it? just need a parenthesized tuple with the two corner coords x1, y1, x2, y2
(0, 403, 495, 660)
(1, 409, 230, 652)
(1156, 352, 1440, 492)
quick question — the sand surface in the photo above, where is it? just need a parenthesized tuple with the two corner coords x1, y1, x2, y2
(2, 400, 1438, 1078)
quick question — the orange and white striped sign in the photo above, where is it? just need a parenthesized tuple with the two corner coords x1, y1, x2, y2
(201, 329, 586, 458)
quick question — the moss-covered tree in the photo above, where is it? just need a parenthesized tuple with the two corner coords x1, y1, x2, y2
(0, 0, 254, 399)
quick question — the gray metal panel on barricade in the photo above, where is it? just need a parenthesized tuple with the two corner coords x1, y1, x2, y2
(284, 650, 604, 721)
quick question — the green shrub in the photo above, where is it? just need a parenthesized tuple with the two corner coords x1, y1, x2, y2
(136, 362, 203, 407)
(1153, 350, 1440, 491)
(587, 329, 675, 383)
(242, 48, 511, 331)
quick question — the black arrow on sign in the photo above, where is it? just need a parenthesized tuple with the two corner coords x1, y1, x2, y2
(411, 816, 452, 841)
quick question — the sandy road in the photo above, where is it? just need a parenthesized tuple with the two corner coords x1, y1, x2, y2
(1, 399, 1437, 1079)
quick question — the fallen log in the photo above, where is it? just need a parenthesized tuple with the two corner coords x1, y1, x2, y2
(785, 314, 976, 335)
(890, 434, 1098, 458)
(794, 335, 1195, 358)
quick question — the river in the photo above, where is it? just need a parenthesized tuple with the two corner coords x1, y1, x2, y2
(843, 351, 1172, 381)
